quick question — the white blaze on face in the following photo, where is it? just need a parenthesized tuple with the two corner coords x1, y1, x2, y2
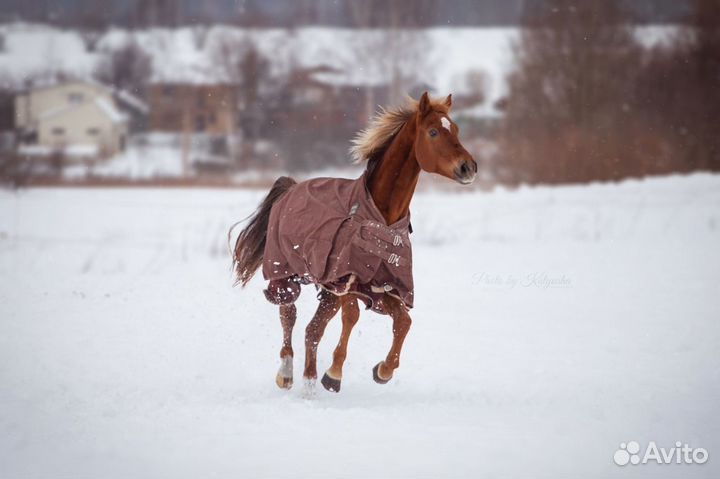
(441, 116, 452, 132)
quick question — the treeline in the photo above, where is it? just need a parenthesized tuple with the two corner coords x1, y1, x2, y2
(1, 0, 690, 29)
(496, 0, 719, 185)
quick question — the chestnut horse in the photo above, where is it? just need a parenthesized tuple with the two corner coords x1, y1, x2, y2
(231, 92, 476, 393)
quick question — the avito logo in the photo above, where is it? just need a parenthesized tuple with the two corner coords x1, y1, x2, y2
(614, 441, 709, 466)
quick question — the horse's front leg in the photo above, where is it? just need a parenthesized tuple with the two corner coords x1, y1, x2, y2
(373, 295, 412, 384)
(303, 290, 341, 389)
(275, 303, 297, 389)
(321, 295, 360, 393)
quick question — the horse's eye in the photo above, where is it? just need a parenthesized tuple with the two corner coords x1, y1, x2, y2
(429, 129, 439, 138)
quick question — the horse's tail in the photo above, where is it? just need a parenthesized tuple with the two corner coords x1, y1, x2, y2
(229, 176, 296, 287)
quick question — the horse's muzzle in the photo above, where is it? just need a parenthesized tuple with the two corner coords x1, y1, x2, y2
(454, 159, 477, 185)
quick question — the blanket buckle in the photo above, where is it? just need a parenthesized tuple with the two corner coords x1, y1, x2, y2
(388, 253, 401, 267)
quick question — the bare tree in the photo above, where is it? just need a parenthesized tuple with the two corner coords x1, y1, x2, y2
(683, 0, 720, 170)
(0, 84, 13, 132)
(499, 0, 643, 184)
(346, 1, 384, 118)
(80, 30, 103, 53)
(78, 3, 110, 52)
(627, 0, 720, 177)
(94, 39, 153, 97)
(133, 0, 181, 28)
(211, 35, 274, 167)
(347, 0, 436, 111)
(212, 35, 272, 134)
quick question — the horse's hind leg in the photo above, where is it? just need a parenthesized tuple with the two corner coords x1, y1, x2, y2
(321, 296, 360, 393)
(373, 294, 412, 384)
(303, 290, 341, 388)
(275, 304, 296, 389)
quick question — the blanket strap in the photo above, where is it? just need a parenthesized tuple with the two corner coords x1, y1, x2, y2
(352, 236, 410, 268)
(345, 216, 410, 267)
(360, 221, 409, 248)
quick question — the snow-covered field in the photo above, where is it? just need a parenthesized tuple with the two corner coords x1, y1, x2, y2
(1, 173, 719, 477)
(61, 133, 366, 183)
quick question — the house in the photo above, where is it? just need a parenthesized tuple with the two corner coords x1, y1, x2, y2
(274, 65, 390, 133)
(147, 83, 237, 135)
(15, 80, 129, 158)
(257, 65, 392, 169)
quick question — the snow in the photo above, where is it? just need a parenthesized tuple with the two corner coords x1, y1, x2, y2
(64, 144, 99, 157)
(0, 23, 97, 87)
(458, 100, 507, 120)
(64, 134, 185, 179)
(635, 25, 685, 49)
(16, 144, 52, 156)
(426, 27, 517, 109)
(94, 97, 127, 124)
(61, 132, 367, 181)
(114, 89, 149, 114)
(0, 173, 718, 476)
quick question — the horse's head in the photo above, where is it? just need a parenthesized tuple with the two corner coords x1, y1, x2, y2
(414, 92, 477, 185)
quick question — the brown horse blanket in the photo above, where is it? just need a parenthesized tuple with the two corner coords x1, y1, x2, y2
(262, 173, 413, 313)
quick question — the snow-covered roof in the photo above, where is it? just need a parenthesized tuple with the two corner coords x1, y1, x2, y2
(114, 89, 149, 114)
(94, 97, 127, 124)
(16, 75, 147, 114)
(455, 101, 504, 120)
(29, 86, 128, 125)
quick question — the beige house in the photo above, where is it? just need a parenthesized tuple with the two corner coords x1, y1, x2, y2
(15, 81, 128, 158)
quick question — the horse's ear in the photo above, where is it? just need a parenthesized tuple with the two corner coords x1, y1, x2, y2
(418, 91, 431, 117)
(444, 94, 452, 110)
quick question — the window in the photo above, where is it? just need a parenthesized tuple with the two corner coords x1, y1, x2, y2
(52, 127, 65, 135)
(163, 86, 174, 97)
(87, 128, 100, 136)
(68, 92, 84, 103)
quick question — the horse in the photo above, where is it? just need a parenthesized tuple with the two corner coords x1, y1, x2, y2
(230, 92, 476, 393)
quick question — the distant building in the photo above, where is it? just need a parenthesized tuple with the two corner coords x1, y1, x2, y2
(15, 80, 130, 158)
(277, 65, 390, 132)
(147, 83, 237, 135)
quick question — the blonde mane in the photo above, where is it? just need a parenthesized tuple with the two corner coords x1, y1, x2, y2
(349, 97, 449, 164)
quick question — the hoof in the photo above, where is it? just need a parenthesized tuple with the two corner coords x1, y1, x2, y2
(321, 372, 341, 393)
(276, 356, 293, 389)
(372, 362, 392, 384)
(275, 374, 293, 389)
